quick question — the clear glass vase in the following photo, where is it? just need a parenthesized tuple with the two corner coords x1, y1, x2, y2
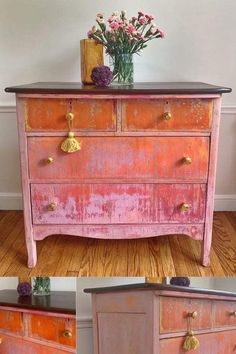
(110, 53, 134, 85)
(32, 277, 50, 296)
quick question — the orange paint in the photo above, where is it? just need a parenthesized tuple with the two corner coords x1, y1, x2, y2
(25, 98, 116, 131)
(122, 98, 213, 131)
(29, 314, 76, 347)
(0, 309, 23, 334)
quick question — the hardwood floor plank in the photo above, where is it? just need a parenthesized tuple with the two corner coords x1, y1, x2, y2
(0, 211, 236, 276)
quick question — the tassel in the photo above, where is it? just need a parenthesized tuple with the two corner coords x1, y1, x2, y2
(183, 331, 200, 351)
(61, 132, 81, 153)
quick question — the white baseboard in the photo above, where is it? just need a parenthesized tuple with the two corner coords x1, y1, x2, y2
(0, 192, 22, 210)
(1, 193, 236, 212)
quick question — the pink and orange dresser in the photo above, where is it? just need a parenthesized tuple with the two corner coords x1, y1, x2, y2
(85, 283, 236, 354)
(0, 290, 76, 353)
(5, 82, 231, 267)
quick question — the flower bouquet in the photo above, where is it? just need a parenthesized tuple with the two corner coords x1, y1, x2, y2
(88, 10, 164, 84)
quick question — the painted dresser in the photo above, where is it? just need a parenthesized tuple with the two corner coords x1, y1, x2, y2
(85, 283, 236, 354)
(5, 82, 231, 267)
(0, 290, 76, 353)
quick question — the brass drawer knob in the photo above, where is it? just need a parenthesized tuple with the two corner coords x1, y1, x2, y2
(182, 156, 192, 165)
(63, 330, 72, 338)
(66, 112, 74, 121)
(163, 112, 172, 121)
(46, 157, 54, 164)
(180, 203, 190, 212)
(48, 202, 57, 212)
(230, 311, 236, 317)
(188, 311, 198, 319)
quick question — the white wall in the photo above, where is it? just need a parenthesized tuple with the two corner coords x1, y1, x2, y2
(0, 0, 236, 209)
(0, 277, 76, 291)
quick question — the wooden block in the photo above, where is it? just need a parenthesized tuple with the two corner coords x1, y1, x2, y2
(80, 39, 104, 84)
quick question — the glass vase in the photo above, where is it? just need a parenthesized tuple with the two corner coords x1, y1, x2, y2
(32, 277, 50, 296)
(110, 53, 134, 85)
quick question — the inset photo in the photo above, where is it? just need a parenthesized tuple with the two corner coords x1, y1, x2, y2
(0, 277, 76, 353)
(77, 277, 236, 354)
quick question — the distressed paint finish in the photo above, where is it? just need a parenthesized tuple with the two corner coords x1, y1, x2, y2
(0, 309, 23, 334)
(122, 98, 213, 131)
(160, 296, 212, 333)
(29, 314, 76, 347)
(88, 286, 236, 354)
(28, 136, 209, 182)
(33, 224, 204, 241)
(213, 300, 236, 327)
(0, 333, 73, 354)
(25, 98, 116, 131)
(159, 331, 236, 354)
(31, 183, 206, 225)
(12, 86, 228, 267)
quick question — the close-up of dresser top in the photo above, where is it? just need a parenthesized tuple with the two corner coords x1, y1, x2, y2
(0, 290, 76, 353)
(5, 82, 231, 267)
(85, 283, 236, 354)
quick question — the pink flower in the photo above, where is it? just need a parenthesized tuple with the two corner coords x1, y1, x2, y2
(145, 14, 155, 21)
(110, 21, 121, 30)
(150, 26, 158, 35)
(97, 13, 104, 18)
(138, 11, 145, 17)
(139, 16, 148, 25)
(158, 30, 165, 38)
(126, 24, 136, 34)
(96, 17, 105, 24)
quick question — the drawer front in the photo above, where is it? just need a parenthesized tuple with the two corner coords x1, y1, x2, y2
(0, 333, 74, 354)
(160, 331, 236, 354)
(160, 296, 212, 333)
(0, 309, 23, 335)
(24, 98, 116, 131)
(31, 183, 206, 225)
(122, 98, 213, 131)
(213, 300, 236, 328)
(28, 137, 209, 181)
(29, 314, 76, 348)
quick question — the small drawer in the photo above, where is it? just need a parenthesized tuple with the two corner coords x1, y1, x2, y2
(122, 98, 213, 131)
(213, 300, 236, 328)
(31, 183, 206, 225)
(160, 296, 212, 333)
(160, 331, 235, 354)
(24, 98, 116, 131)
(28, 136, 209, 182)
(0, 309, 23, 335)
(28, 314, 76, 348)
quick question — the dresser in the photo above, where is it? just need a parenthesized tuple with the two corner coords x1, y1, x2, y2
(0, 290, 76, 353)
(85, 283, 236, 354)
(5, 82, 231, 268)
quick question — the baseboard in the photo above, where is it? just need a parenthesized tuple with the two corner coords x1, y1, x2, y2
(0, 193, 22, 210)
(1, 193, 236, 211)
(214, 195, 236, 211)
(77, 316, 93, 329)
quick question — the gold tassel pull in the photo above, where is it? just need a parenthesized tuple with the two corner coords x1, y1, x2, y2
(183, 331, 200, 351)
(61, 132, 81, 153)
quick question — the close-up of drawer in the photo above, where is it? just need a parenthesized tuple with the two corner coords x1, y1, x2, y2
(160, 296, 212, 333)
(24, 98, 116, 131)
(213, 300, 236, 328)
(0, 333, 73, 354)
(159, 331, 236, 354)
(31, 183, 206, 225)
(0, 309, 23, 335)
(28, 314, 76, 348)
(122, 98, 213, 131)
(28, 136, 209, 181)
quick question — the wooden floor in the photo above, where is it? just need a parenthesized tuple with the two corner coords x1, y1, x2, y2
(0, 211, 235, 277)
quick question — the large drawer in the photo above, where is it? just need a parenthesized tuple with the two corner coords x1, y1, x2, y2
(28, 137, 209, 182)
(24, 98, 116, 131)
(160, 296, 212, 333)
(122, 98, 213, 131)
(0, 333, 73, 354)
(28, 314, 76, 348)
(213, 300, 236, 328)
(159, 331, 236, 354)
(0, 309, 23, 335)
(31, 183, 206, 225)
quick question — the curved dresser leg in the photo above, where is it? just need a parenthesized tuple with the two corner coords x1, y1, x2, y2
(201, 224, 212, 267)
(25, 227, 37, 268)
